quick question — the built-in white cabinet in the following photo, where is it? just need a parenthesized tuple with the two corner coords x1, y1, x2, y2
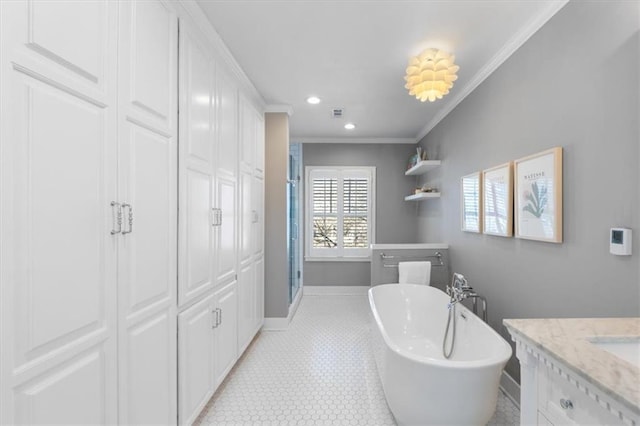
(177, 19, 240, 305)
(237, 97, 265, 354)
(116, 2, 178, 424)
(254, 256, 265, 330)
(237, 262, 255, 353)
(178, 293, 216, 425)
(213, 282, 239, 385)
(177, 15, 264, 426)
(253, 175, 265, 257)
(178, 23, 216, 307)
(178, 281, 237, 424)
(0, 1, 178, 424)
(1, 1, 264, 424)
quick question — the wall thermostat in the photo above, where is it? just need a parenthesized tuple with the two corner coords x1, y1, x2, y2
(610, 228, 632, 256)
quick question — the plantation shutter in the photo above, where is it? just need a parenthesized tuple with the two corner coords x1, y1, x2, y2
(312, 177, 338, 249)
(343, 177, 369, 249)
(307, 167, 374, 258)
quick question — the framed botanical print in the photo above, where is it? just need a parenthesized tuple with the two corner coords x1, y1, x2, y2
(514, 147, 563, 243)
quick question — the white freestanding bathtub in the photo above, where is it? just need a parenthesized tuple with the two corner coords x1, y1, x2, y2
(368, 284, 512, 426)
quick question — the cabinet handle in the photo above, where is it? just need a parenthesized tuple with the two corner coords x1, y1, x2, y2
(212, 308, 219, 329)
(110, 201, 122, 235)
(560, 399, 573, 410)
(211, 208, 222, 227)
(217, 308, 222, 326)
(122, 203, 133, 234)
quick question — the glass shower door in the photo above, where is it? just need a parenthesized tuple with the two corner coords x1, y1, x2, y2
(288, 144, 301, 304)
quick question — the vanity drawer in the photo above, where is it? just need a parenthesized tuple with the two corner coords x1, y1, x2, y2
(538, 365, 624, 425)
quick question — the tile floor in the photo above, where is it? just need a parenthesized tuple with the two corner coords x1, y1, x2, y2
(195, 294, 520, 426)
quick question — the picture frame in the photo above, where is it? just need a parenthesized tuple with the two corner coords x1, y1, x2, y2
(461, 172, 482, 233)
(482, 162, 513, 237)
(514, 147, 563, 243)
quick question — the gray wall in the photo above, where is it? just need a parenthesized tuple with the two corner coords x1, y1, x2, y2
(303, 143, 419, 286)
(416, 1, 640, 382)
(265, 113, 290, 318)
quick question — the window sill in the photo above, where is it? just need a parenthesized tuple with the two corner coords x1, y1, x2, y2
(305, 257, 371, 263)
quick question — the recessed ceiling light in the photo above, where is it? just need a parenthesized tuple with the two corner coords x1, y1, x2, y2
(306, 96, 321, 105)
(344, 123, 356, 130)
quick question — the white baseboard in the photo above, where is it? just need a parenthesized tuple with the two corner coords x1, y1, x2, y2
(500, 370, 521, 409)
(263, 285, 304, 331)
(303, 285, 369, 296)
(262, 316, 289, 331)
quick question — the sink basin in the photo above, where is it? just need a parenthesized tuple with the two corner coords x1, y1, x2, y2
(588, 337, 640, 367)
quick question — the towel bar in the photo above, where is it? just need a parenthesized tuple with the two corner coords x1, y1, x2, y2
(380, 251, 444, 267)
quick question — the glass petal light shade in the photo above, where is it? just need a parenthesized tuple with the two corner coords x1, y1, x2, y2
(404, 48, 459, 102)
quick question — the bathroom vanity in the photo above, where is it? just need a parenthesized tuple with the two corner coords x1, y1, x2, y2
(504, 318, 640, 426)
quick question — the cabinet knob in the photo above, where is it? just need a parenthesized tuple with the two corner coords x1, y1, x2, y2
(560, 398, 574, 410)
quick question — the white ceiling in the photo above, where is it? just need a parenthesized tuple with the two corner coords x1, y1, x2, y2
(196, 0, 567, 143)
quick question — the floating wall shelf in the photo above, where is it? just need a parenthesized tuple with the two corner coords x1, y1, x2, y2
(405, 160, 441, 176)
(404, 192, 441, 201)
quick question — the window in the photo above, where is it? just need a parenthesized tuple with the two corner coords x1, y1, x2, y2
(305, 167, 375, 260)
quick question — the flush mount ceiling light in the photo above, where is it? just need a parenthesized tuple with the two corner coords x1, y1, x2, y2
(404, 48, 459, 102)
(306, 96, 321, 104)
(344, 123, 356, 130)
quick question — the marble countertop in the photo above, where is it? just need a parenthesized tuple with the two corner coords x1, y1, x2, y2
(504, 318, 640, 416)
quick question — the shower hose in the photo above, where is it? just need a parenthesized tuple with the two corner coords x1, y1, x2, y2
(442, 293, 456, 359)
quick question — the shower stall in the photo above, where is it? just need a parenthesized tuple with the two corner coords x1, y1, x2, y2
(288, 143, 303, 304)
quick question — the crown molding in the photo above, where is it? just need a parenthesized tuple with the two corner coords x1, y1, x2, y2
(414, 0, 569, 143)
(292, 137, 416, 145)
(177, 0, 266, 111)
(265, 104, 294, 116)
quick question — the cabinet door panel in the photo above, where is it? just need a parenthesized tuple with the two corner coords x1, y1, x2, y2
(121, 124, 175, 313)
(183, 170, 213, 301)
(254, 257, 265, 330)
(14, 80, 109, 359)
(240, 98, 255, 171)
(29, 0, 106, 84)
(253, 175, 264, 257)
(117, 3, 178, 424)
(214, 282, 238, 386)
(178, 295, 215, 425)
(129, 1, 174, 123)
(182, 31, 213, 165)
(217, 176, 237, 283)
(123, 310, 174, 425)
(1, 3, 118, 423)
(254, 112, 265, 176)
(240, 170, 253, 264)
(179, 22, 216, 307)
(14, 348, 108, 425)
(237, 264, 255, 353)
(217, 67, 238, 179)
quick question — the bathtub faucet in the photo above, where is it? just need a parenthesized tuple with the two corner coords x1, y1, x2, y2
(446, 273, 489, 322)
(447, 273, 473, 307)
